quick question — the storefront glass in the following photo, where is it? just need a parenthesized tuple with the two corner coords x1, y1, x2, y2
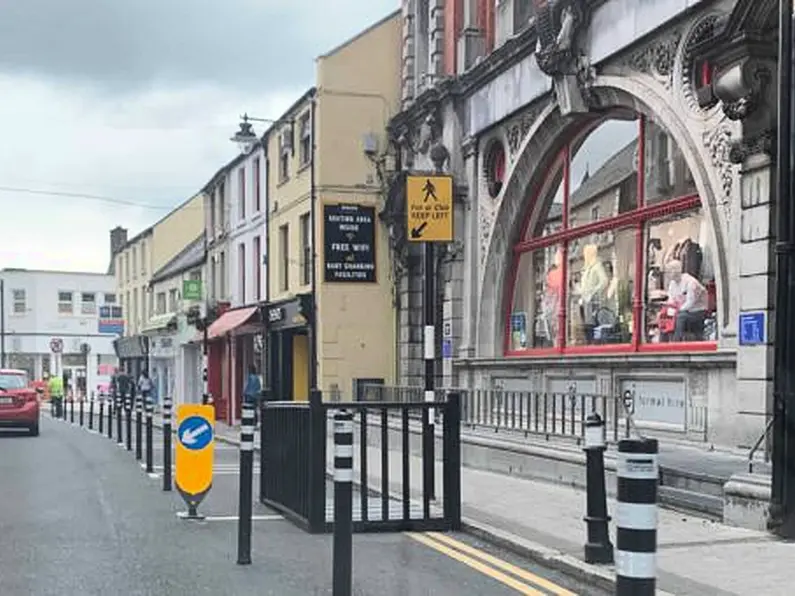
(507, 113, 716, 355)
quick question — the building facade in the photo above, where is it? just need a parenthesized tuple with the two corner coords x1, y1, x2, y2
(0, 268, 119, 395)
(386, 0, 777, 449)
(263, 10, 401, 402)
(201, 141, 267, 424)
(113, 192, 205, 378)
(142, 234, 205, 406)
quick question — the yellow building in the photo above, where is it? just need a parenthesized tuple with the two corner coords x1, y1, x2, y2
(112, 192, 205, 375)
(263, 10, 401, 401)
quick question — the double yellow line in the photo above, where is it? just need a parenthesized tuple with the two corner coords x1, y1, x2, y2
(407, 532, 578, 596)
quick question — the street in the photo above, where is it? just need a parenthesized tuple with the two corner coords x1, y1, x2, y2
(0, 415, 604, 596)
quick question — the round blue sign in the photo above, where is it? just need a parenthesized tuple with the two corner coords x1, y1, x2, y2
(178, 416, 214, 451)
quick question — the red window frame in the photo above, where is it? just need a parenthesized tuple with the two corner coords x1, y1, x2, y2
(504, 114, 718, 357)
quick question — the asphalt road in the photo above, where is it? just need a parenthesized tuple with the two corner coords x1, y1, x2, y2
(0, 414, 606, 596)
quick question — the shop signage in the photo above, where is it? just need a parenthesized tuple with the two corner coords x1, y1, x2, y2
(406, 174, 453, 242)
(268, 307, 285, 323)
(323, 203, 376, 282)
(619, 378, 686, 430)
(739, 311, 766, 346)
(183, 279, 202, 301)
(98, 305, 124, 335)
(263, 295, 312, 331)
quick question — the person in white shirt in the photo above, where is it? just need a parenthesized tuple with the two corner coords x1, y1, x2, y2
(137, 370, 153, 400)
(664, 259, 708, 341)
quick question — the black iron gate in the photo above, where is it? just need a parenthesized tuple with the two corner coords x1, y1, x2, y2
(259, 391, 461, 534)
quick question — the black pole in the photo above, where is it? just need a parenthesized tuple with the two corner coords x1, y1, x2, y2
(117, 395, 124, 445)
(309, 94, 318, 390)
(772, 0, 795, 536)
(0, 278, 6, 368)
(99, 395, 104, 435)
(583, 413, 613, 564)
(202, 319, 210, 406)
(88, 394, 94, 431)
(332, 409, 354, 596)
(70, 396, 74, 424)
(79, 397, 84, 427)
(237, 404, 256, 565)
(125, 392, 132, 452)
(615, 439, 659, 596)
(423, 242, 436, 500)
(135, 394, 143, 461)
(145, 398, 154, 474)
(162, 397, 172, 492)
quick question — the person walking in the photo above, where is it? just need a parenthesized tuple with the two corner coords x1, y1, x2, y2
(243, 365, 262, 427)
(48, 372, 64, 418)
(137, 370, 153, 401)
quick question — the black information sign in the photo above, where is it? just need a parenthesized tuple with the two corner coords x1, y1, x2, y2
(323, 203, 376, 283)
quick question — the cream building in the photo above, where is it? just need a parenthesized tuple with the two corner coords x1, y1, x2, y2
(263, 10, 401, 401)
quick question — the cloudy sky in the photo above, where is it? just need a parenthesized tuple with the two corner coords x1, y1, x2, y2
(0, 0, 397, 272)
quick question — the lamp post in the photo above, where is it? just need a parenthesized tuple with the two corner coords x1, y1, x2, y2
(0, 278, 6, 368)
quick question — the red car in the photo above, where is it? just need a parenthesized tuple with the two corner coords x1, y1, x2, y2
(0, 369, 40, 436)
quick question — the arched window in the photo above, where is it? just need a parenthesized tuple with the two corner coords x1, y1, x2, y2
(506, 113, 717, 355)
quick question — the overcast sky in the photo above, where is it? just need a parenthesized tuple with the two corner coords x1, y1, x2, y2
(0, 0, 397, 272)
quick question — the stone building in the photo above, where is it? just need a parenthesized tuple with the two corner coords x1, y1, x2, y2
(384, 0, 779, 448)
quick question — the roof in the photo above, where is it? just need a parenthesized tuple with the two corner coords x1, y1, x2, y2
(259, 87, 317, 144)
(318, 10, 401, 59)
(149, 234, 206, 284)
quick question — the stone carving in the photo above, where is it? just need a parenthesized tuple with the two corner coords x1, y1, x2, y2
(504, 100, 548, 159)
(627, 29, 682, 89)
(533, 0, 592, 115)
(718, 61, 773, 122)
(702, 122, 734, 219)
(729, 128, 775, 164)
(402, 110, 450, 172)
(681, 14, 723, 114)
(479, 185, 497, 267)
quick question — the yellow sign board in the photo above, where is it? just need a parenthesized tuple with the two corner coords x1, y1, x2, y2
(175, 404, 215, 501)
(406, 174, 453, 242)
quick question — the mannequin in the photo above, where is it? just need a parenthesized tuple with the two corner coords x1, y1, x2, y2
(578, 244, 608, 340)
(543, 248, 564, 344)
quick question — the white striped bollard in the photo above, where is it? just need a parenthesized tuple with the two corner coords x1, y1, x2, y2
(145, 398, 154, 474)
(237, 404, 255, 565)
(616, 438, 659, 596)
(135, 394, 143, 461)
(162, 397, 172, 491)
(332, 409, 354, 596)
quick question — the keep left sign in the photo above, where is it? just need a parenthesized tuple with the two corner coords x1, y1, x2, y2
(175, 404, 215, 509)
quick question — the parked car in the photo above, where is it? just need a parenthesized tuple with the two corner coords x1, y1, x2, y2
(0, 369, 40, 436)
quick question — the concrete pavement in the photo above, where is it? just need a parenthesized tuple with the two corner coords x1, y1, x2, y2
(0, 416, 602, 596)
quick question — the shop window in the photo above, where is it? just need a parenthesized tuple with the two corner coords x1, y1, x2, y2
(506, 113, 715, 356)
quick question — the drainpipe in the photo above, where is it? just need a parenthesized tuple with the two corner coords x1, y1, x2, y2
(309, 93, 319, 391)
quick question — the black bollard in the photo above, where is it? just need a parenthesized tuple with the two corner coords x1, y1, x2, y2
(237, 404, 256, 565)
(125, 393, 132, 451)
(70, 397, 75, 423)
(117, 397, 123, 445)
(162, 397, 172, 492)
(615, 438, 659, 596)
(99, 394, 105, 434)
(79, 398, 84, 427)
(145, 398, 154, 474)
(332, 409, 354, 596)
(583, 413, 613, 564)
(89, 394, 94, 430)
(135, 395, 143, 461)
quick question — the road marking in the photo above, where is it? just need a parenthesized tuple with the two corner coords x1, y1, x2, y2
(407, 533, 545, 595)
(425, 532, 578, 596)
(202, 514, 283, 522)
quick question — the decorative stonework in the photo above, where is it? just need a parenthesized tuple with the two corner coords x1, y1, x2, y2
(702, 122, 734, 219)
(504, 100, 548, 159)
(729, 128, 775, 164)
(680, 13, 723, 114)
(626, 29, 683, 90)
(478, 177, 497, 267)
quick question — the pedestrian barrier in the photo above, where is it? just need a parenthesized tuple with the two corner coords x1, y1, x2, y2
(615, 438, 659, 596)
(260, 389, 461, 534)
(237, 404, 255, 565)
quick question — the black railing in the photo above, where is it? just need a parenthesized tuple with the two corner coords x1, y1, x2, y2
(260, 390, 462, 534)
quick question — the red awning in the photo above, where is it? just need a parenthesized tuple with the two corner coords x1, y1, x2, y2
(205, 306, 258, 341)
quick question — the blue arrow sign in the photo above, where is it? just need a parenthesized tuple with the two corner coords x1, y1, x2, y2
(177, 415, 214, 451)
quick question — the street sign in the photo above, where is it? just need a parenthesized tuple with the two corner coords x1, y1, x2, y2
(50, 338, 63, 353)
(183, 279, 203, 301)
(175, 404, 215, 510)
(406, 174, 453, 242)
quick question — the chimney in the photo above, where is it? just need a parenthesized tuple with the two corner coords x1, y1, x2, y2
(110, 226, 128, 257)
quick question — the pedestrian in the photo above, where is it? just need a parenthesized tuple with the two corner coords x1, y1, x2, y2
(138, 370, 153, 401)
(243, 365, 262, 427)
(48, 372, 64, 417)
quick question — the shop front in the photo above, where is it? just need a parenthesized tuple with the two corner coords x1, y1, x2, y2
(262, 294, 313, 402)
(112, 335, 149, 380)
(141, 313, 179, 405)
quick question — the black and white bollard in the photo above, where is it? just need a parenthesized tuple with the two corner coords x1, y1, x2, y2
(79, 397, 84, 427)
(583, 413, 613, 564)
(162, 397, 172, 491)
(135, 395, 143, 461)
(125, 393, 133, 451)
(145, 398, 154, 474)
(89, 394, 95, 430)
(117, 396, 123, 444)
(70, 397, 75, 423)
(615, 438, 659, 596)
(237, 404, 256, 565)
(332, 410, 354, 596)
(98, 394, 104, 434)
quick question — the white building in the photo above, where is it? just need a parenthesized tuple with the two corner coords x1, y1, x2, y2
(141, 235, 206, 406)
(0, 268, 119, 394)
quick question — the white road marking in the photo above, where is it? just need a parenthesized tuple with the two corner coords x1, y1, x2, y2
(201, 515, 283, 522)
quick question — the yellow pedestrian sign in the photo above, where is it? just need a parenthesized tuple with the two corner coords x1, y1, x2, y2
(407, 174, 453, 242)
(175, 404, 215, 519)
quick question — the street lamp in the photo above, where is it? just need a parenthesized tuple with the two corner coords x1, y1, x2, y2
(230, 114, 260, 154)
